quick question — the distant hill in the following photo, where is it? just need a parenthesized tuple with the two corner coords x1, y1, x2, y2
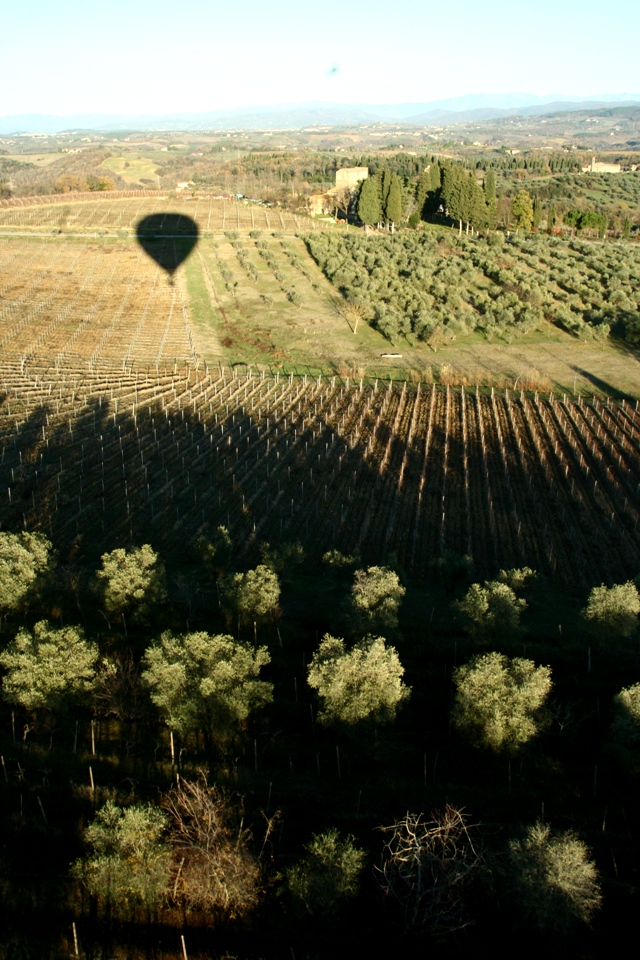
(2, 94, 640, 134)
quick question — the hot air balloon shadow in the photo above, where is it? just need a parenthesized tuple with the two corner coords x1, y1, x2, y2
(136, 213, 200, 285)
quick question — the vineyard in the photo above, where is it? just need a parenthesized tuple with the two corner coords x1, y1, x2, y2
(1, 359, 638, 587)
(0, 227, 392, 376)
(0, 236, 203, 368)
(0, 193, 344, 235)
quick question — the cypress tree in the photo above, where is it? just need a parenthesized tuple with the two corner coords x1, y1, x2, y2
(385, 175, 403, 232)
(415, 170, 432, 220)
(381, 169, 392, 212)
(357, 177, 381, 227)
(484, 168, 496, 203)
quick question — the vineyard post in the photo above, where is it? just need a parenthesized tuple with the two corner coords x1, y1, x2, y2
(72, 923, 79, 958)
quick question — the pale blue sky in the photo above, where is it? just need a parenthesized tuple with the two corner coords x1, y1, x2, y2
(3, 0, 639, 116)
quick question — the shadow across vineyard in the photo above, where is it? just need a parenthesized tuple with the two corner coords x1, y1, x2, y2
(1, 362, 639, 588)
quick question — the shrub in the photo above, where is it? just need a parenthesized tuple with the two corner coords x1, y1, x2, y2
(507, 821, 602, 933)
(285, 829, 365, 915)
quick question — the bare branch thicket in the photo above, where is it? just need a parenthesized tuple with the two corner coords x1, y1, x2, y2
(163, 776, 269, 919)
(376, 805, 482, 935)
(94, 651, 146, 722)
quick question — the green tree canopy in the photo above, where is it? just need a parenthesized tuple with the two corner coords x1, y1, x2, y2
(196, 525, 233, 578)
(484, 168, 496, 204)
(582, 580, 640, 639)
(141, 631, 273, 738)
(611, 682, 640, 745)
(512, 190, 534, 231)
(285, 828, 365, 916)
(455, 580, 526, 639)
(72, 800, 171, 919)
(441, 164, 487, 232)
(307, 634, 410, 726)
(507, 821, 602, 933)
(357, 176, 381, 226)
(349, 565, 406, 634)
(384, 174, 403, 228)
(452, 652, 552, 753)
(96, 544, 167, 623)
(0, 620, 98, 714)
(222, 563, 281, 627)
(0, 531, 52, 620)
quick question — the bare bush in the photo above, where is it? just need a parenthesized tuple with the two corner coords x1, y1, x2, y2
(376, 806, 482, 934)
(163, 776, 265, 919)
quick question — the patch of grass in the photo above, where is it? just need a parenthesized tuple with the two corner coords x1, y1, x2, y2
(99, 155, 159, 185)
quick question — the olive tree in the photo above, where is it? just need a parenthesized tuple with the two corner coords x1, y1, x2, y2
(452, 652, 552, 753)
(72, 800, 171, 919)
(95, 544, 167, 625)
(285, 828, 365, 916)
(349, 566, 405, 634)
(611, 682, 640, 745)
(141, 631, 273, 741)
(196, 525, 233, 579)
(0, 620, 98, 714)
(0, 531, 52, 623)
(507, 821, 602, 933)
(582, 581, 640, 639)
(222, 564, 281, 627)
(455, 580, 526, 639)
(307, 634, 410, 727)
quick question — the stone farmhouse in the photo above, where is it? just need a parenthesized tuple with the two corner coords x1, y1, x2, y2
(581, 156, 622, 174)
(308, 167, 369, 217)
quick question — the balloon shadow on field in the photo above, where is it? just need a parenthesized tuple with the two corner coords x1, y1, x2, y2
(136, 213, 200, 280)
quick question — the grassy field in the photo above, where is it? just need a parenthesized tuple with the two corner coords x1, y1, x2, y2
(98, 154, 160, 185)
(9, 152, 65, 167)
